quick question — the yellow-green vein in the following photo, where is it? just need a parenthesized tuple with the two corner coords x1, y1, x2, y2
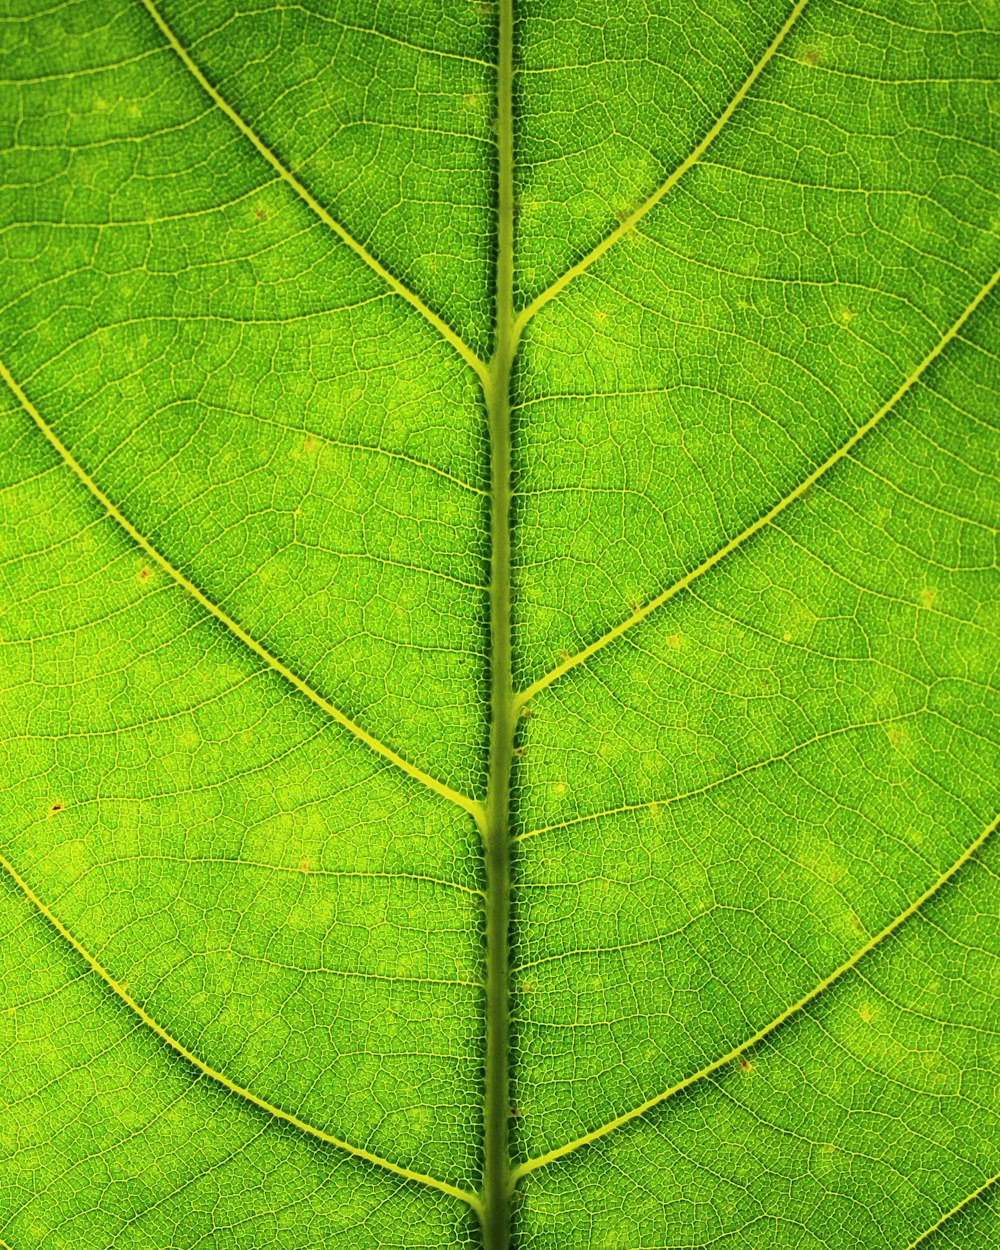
(137, 0, 490, 386)
(515, 712, 921, 844)
(510, 0, 810, 343)
(514, 262, 1000, 711)
(510, 809, 999, 1185)
(0, 355, 486, 830)
(903, 1171, 1000, 1250)
(0, 850, 483, 1216)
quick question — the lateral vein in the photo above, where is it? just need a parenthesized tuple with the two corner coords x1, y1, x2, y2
(510, 810, 999, 1185)
(902, 1170, 1000, 1250)
(0, 356, 486, 828)
(511, 0, 810, 340)
(514, 262, 1000, 711)
(0, 851, 483, 1216)
(136, 0, 490, 386)
(515, 713, 921, 844)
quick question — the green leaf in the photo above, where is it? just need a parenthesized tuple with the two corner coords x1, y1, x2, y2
(0, 0, 997, 1248)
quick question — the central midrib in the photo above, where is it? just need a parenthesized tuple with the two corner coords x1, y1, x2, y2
(481, 0, 517, 1245)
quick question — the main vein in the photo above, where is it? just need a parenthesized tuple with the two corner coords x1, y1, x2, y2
(514, 261, 1000, 711)
(480, 0, 520, 1240)
(479, 0, 517, 1244)
(137, 0, 489, 386)
(0, 851, 482, 1214)
(510, 809, 999, 1183)
(509, 0, 810, 343)
(0, 356, 484, 827)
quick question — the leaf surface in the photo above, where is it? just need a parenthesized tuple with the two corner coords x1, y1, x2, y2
(0, 1, 998, 1248)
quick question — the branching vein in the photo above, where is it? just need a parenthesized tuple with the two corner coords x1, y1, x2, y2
(0, 355, 486, 829)
(903, 1170, 1000, 1250)
(136, 0, 490, 386)
(510, 810, 999, 1184)
(510, 0, 810, 342)
(514, 263, 1000, 711)
(0, 850, 483, 1215)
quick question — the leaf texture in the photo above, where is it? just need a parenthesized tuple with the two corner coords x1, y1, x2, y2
(0, 1, 997, 1248)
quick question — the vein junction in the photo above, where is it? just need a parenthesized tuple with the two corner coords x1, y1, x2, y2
(0, 851, 483, 1215)
(2, 0, 996, 1242)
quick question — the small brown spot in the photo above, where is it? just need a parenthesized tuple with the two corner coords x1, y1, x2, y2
(49, 802, 62, 814)
(298, 858, 310, 874)
(739, 1058, 752, 1072)
(521, 982, 534, 993)
(513, 746, 524, 757)
(138, 567, 150, 582)
(255, 208, 266, 221)
(802, 46, 820, 65)
(520, 706, 533, 720)
(595, 310, 606, 323)
(509, 1105, 519, 1118)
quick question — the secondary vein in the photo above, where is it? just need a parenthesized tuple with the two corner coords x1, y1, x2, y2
(902, 1169, 1000, 1250)
(0, 355, 486, 828)
(0, 851, 483, 1215)
(514, 262, 1000, 711)
(137, 0, 490, 386)
(509, 0, 811, 343)
(510, 809, 999, 1185)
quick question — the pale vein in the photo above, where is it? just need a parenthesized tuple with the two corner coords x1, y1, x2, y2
(510, 0, 811, 342)
(514, 263, 1000, 711)
(0, 355, 486, 828)
(0, 850, 483, 1215)
(137, 0, 490, 385)
(511, 810, 999, 1183)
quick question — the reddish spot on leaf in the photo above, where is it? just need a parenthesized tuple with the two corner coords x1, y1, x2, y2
(513, 746, 524, 757)
(739, 1058, 751, 1072)
(138, 567, 150, 582)
(255, 208, 266, 221)
(802, 46, 820, 65)
(49, 802, 62, 813)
